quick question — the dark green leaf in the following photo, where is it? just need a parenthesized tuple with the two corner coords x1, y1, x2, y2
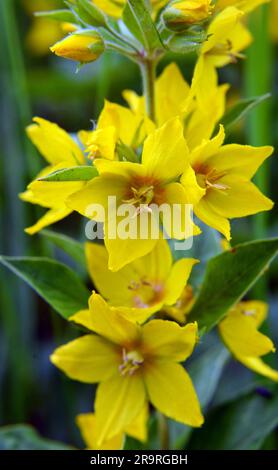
(0, 425, 74, 450)
(40, 230, 86, 268)
(122, 2, 145, 45)
(127, 0, 162, 52)
(189, 238, 278, 330)
(39, 165, 98, 182)
(0, 256, 90, 319)
(220, 94, 271, 133)
(35, 9, 77, 23)
(188, 392, 278, 450)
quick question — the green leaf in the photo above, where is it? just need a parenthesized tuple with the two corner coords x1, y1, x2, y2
(189, 238, 278, 330)
(0, 256, 90, 320)
(38, 165, 98, 182)
(35, 9, 77, 23)
(188, 392, 278, 450)
(76, 0, 107, 27)
(220, 93, 271, 133)
(122, 2, 145, 45)
(0, 425, 74, 450)
(40, 230, 86, 268)
(165, 30, 206, 54)
(127, 0, 162, 52)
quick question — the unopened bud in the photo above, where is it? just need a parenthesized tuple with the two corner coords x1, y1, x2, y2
(163, 0, 213, 31)
(50, 31, 104, 63)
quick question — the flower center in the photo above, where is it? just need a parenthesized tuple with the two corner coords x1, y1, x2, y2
(128, 278, 165, 308)
(208, 40, 245, 62)
(195, 167, 230, 192)
(119, 349, 144, 376)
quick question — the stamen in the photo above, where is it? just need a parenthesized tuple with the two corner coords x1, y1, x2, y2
(119, 349, 144, 376)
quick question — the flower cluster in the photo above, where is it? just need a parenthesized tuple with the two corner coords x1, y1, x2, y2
(20, 0, 277, 450)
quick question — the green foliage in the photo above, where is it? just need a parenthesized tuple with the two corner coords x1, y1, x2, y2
(75, 0, 108, 27)
(40, 230, 86, 268)
(0, 256, 90, 320)
(127, 0, 162, 52)
(188, 391, 278, 450)
(221, 94, 271, 134)
(189, 238, 278, 330)
(0, 425, 74, 450)
(35, 9, 77, 23)
(39, 165, 98, 182)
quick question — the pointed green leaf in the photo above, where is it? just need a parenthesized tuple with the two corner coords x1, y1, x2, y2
(39, 165, 98, 182)
(0, 256, 90, 319)
(76, 0, 107, 27)
(40, 230, 86, 268)
(127, 0, 162, 52)
(35, 9, 77, 23)
(0, 425, 74, 450)
(221, 93, 271, 133)
(189, 238, 278, 330)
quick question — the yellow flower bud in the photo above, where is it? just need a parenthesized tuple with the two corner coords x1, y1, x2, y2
(163, 0, 213, 31)
(50, 32, 105, 63)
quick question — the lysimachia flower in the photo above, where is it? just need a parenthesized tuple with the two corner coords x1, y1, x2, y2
(192, 6, 252, 110)
(219, 301, 278, 381)
(51, 292, 204, 445)
(163, 0, 214, 31)
(79, 100, 154, 160)
(67, 118, 203, 271)
(76, 405, 148, 449)
(216, 0, 270, 13)
(50, 31, 105, 63)
(20, 118, 87, 234)
(84, 238, 198, 322)
(181, 125, 274, 239)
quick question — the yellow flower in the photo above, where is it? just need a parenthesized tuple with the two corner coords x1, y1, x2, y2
(51, 292, 204, 445)
(20, 117, 86, 234)
(219, 301, 278, 382)
(76, 405, 148, 449)
(181, 125, 274, 240)
(92, 0, 168, 18)
(50, 31, 105, 63)
(123, 62, 229, 149)
(79, 100, 154, 160)
(192, 7, 252, 110)
(85, 238, 198, 322)
(67, 118, 203, 271)
(216, 0, 270, 14)
(163, 0, 214, 31)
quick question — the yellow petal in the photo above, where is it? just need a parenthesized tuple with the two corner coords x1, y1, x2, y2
(207, 144, 273, 179)
(155, 62, 190, 126)
(125, 403, 149, 442)
(164, 258, 198, 305)
(144, 360, 203, 427)
(87, 126, 117, 160)
(189, 125, 225, 167)
(142, 118, 189, 182)
(27, 117, 84, 165)
(237, 300, 268, 328)
(203, 7, 243, 53)
(180, 166, 206, 205)
(191, 55, 218, 112)
(50, 334, 119, 383)
(88, 293, 141, 345)
(238, 357, 278, 382)
(76, 413, 124, 450)
(142, 320, 198, 362)
(24, 206, 72, 235)
(219, 309, 275, 357)
(194, 197, 231, 240)
(67, 174, 127, 220)
(94, 372, 146, 445)
(28, 179, 85, 208)
(206, 176, 274, 218)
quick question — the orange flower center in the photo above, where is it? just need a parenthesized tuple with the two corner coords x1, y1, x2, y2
(128, 278, 165, 308)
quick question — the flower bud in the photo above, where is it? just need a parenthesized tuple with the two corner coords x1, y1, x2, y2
(50, 31, 105, 63)
(162, 0, 213, 31)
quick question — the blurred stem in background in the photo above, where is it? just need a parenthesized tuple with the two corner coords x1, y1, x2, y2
(140, 60, 157, 122)
(245, 5, 273, 299)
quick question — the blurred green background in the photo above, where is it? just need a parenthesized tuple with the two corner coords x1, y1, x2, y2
(0, 0, 277, 449)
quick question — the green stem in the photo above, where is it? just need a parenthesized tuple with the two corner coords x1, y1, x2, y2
(244, 5, 272, 299)
(157, 412, 169, 450)
(140, 59, 156, 122)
